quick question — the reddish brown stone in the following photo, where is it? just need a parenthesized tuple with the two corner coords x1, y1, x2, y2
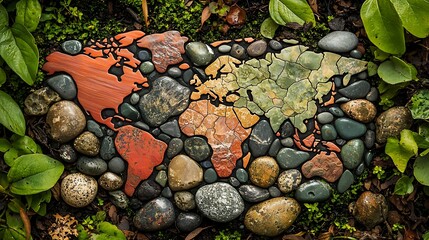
(179, 100, 259, 177)
(43, 32, 148, 130)
(115, 125, 167, 196)
(137, 31, 188, 73)
(301, 151, 343, 182)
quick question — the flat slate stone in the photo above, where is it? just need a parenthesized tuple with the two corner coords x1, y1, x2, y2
(338, 80, 371, 99)
(100, 136, 116, 160)
(249, 120, 275, 157)
(335, 118, 367, 140)
(176, 212, 202, 232)
(47, 74, 77, 100)
(160, 119, 181, 138)
(239, 185, 270, 203)
(204, 168, 218, 183)
(268, 139, 282, 157)
(277, 148, 310, 169)
(321, 124, 337, 141)
(337, 170, 354, 193)
(120, 103, 140, 121)
(166, 138, 183, 159)
(295, 180, 331, 202)
(133, 197, 175, 231)
(195, 182, 244, 222)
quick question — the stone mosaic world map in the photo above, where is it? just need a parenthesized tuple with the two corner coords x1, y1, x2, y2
(33, 30, 377, 236)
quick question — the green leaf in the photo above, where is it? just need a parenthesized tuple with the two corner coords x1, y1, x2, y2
(414, 154, 429, 186)
(394, 175, 414, 195)
(390, 0, 429, 38)
(373, 47, 390, 61)
(0, 172, 9, 189)
(260, 17, 279, 39)
(0, 67, 6, 86)
(423, 231, 429, 240)
(4, 148, 21, 166)
(7, 154, 64, 195)
(361, 0, 405, 55)
(15, 0, 41, 32)
(11, 135, 39, 154)
(269, 0, 315, 26)
(0, 90, 26, 136)
(367, 62, 378, 77)
(0, 138, 11, 152)
(385, 130, 418, 173)
(0, 4, 8, 27)
(96, 222, 126, 240)
(0, 22, 38, 85)
(378, 57, 418, 84)
(408, 89, 429, 120)
(7, 198, 24, 213)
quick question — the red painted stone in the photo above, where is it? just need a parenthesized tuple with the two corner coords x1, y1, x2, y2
(43, 32, 148, 130)
(115, 125, 167, 196)
(137, 31, 188, 73)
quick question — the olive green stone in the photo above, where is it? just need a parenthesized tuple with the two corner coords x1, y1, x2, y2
(140, 61, 155, 74)
(155, 170, 168, 187)
(120, 103, 140, 121)
(337, 170, 354, 193)
(341, 139, 364, 169)
(295, 180, 331, 202)
(321, 124, 337, 140)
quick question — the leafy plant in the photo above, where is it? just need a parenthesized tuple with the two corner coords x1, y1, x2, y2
(361, 0, 429, 55)
(77, 211, 126, 240)
(408, 89, 429, 120)
(261, 0, 315, 38)
(214, 229, 241, 240)
(393, 175, 414, 195)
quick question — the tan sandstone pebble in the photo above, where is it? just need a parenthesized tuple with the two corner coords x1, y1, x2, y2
(174, 191, 196, 211)
(244, 197, 301, 237)
(61, 173, 97, 208)
(46, 100, 86, 143)
(249, 156, 279, 188)
(98, 172, 123, 191)
(376, 106, 413, 144)
(168, 154, 203, 191)
(341, 99, 377, 123)
(277, 169, 302, 193)
(73, 131, 100, 156)
(351, 191, 388, 229)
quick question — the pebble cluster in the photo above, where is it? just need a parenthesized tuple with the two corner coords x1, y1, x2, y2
(24, 30, 413, 236)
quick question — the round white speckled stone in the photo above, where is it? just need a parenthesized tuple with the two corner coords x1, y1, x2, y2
(61, 173, 98, 208)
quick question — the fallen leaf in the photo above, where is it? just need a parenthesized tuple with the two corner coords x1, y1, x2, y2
(19, 208, 31, 240)
(142, 0, 149, 27)
(226, 5, 246, 26)
(404, 229, 418, 240)
(308, 0, 319, 15)
(185, 226, 212, 240)
(200, 6, 211, 30)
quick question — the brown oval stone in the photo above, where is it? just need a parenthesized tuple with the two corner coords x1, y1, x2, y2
(168, 155, 203, 191)
(341, 99, 377, 123)
(352, 191, 388, 229)
(301, 152, 343, 182)
(376, 106, 413, 143)
(244, 197, 301, 237)
(74, 131, 100, 156)
(46, 100, 86, 143)
(249, 156, 279, 188)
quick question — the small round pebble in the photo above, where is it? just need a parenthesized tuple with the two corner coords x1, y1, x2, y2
(61, 173, 98, 208)
(108, 157, 126, 173)
(73, 131, 100, 156)
(140, 61, 155, 74)
(109, 190, 129, 209)
(98, 172, 123, 191)
(174, 191, 196, 211)
(136, 180, 162, 201)
(138, 50, 151, 61)
(168, 67, 182, 78)
(161, 187, 173, 198)
(218, 44, 232, 53)
(204, 168, 218, 183)
(278, 169, 302, 194)
(229, 177, 241, 187)
(235, 168, 249, 183)
(249, 156, 279, 188)
(350, 49, 362, 59)
(77, 157, 107, 176)
(280, 137, 294, 147)
(130, 93, 140, 105)
(268, 186, 282, 197)
(176, 212, 202, 232)
(59, 144, 77, 163)
(269, 40, 282, 50)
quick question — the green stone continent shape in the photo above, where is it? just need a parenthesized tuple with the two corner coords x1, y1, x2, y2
(195, 45, 367, 133)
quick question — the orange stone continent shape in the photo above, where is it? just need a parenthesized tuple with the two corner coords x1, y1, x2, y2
(179, 100, 259, 177)
(115, 125, 167, 196)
